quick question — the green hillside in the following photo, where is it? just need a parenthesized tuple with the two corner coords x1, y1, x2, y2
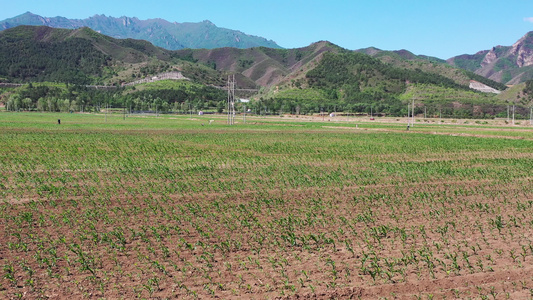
(173, 41, 345, 88)
(0, 26, 527, 118)
(449, 51, 488, 72)
(175, 43, 510, 117)
(0, 25, 180, 84)
(447, 32, 533, 84)
(357, 47, 508, 91)
(0, 26, 111, 84)
(253, 51, 511, 117)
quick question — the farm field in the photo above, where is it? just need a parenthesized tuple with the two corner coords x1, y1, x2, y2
(1, 112, 533, 299)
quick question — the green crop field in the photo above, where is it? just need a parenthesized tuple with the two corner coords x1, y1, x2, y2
(1, 112, 532, 299)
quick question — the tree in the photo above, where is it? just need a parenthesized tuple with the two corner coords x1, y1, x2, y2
(37, 98, 47, 111)
(22, 98, 33, 110)
(59, 99, 70, 112)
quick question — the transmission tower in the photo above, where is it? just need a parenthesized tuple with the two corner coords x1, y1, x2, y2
(227, 75, 236, 125)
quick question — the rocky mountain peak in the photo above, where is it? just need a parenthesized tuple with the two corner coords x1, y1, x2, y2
(448, 31, 533, 84)
(511, 32, 533, 67)
(481, 47, 498, 67)
(0, 12, 282, 50)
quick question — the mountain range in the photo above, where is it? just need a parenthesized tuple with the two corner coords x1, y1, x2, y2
(3, 12, 533, 86)
(2, 21, 533, 119)
(0, 12, 281, 50)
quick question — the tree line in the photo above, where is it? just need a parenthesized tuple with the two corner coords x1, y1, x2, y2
(2, 83, 226, 113)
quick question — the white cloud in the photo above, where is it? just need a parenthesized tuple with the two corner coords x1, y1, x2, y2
(524, 17, 533, 23)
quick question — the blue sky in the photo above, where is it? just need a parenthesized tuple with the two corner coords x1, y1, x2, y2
(2, 0, 533, 59)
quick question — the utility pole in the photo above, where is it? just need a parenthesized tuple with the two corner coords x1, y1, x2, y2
(243, 104, 246, 124)
(227, 75, 235, 125)
(507, 105, 510, 123)
(412, 99, 415, 127)
(105, 103, 108, 122)
(512, 105, 515, 125)
(407, 104, 410, 127)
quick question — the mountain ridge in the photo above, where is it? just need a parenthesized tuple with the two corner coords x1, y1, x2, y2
(0, 12, 282, 50)
(0, 24, 509, 93)
(1, 25, 527, 119)
(447, 31, 533, 84)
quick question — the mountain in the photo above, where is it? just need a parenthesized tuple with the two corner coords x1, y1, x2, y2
(0, 26, 229, 85)
(1, 25, 519, 119)
(0, 25, 195, 85)
(258, 48, 516, 117)
(175, 40, 511, 116)
(355, 47, 508, 91)
(0, 25, 228, 112)
(176, 42, 508, 92)
(447, 32, 533, 84)
(0, 12, 281, 50)
(173, 41, 344, 89)
(356, 47, 446, 64)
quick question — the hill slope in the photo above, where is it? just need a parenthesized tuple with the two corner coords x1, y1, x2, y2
(447, 31, 533, 84)
(356, 47, 508, 91)
(0, 12, 281, 50)
(174, 41, 344, 88)
(1, 26, 523, 119)
(0, 25, 181, 84)
(238, 47, 512, 117)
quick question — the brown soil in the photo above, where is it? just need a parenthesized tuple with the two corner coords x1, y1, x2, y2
(1, 124, 532, 299)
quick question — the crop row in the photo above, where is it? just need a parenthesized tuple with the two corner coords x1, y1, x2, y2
(1, 115, 532, 298)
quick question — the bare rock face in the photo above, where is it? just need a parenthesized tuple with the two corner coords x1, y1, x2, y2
(448, 31, 533, 83)
(481, 47, 498, 67)
(511, 34, 533, 67)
